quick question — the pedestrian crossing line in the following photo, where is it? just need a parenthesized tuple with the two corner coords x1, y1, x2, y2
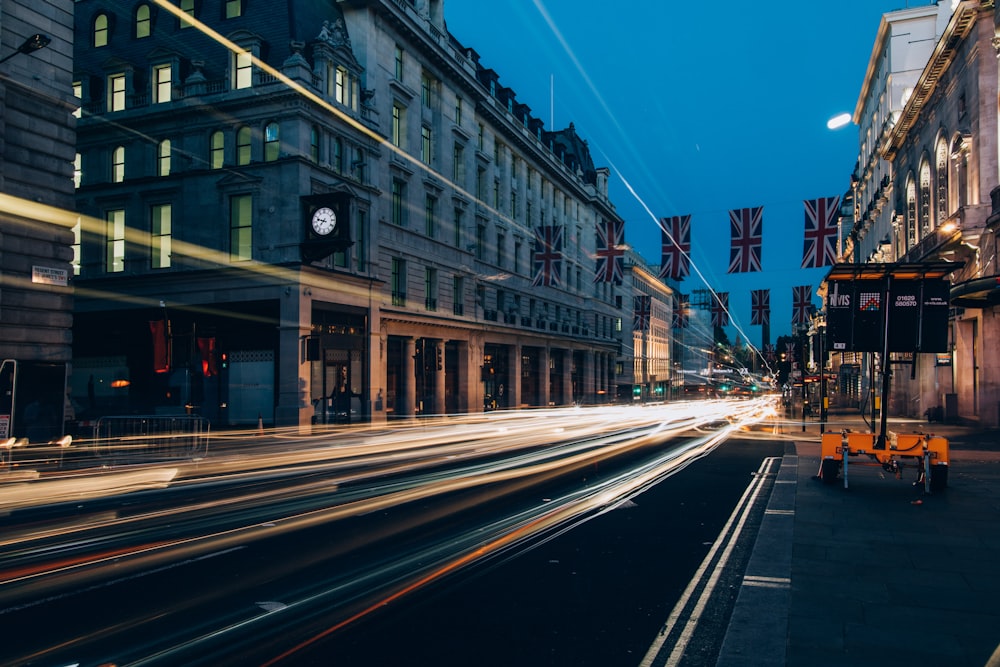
(742, 574, 791, 589)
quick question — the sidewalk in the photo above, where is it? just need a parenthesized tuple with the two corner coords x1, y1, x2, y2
(718, 411, 1000, 666)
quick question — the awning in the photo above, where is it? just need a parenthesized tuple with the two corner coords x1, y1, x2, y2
(951, 275, 1000, 308)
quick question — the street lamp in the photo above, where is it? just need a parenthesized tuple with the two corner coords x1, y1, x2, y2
(0, 33, 51, 65)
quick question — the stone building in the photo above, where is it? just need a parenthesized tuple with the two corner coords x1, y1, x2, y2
(623, 249, 675, 401)
(70, 0, 626, 428)
(880, 0, 999, 427)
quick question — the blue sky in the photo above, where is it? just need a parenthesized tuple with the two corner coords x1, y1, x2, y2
(445, 0, 925, 343)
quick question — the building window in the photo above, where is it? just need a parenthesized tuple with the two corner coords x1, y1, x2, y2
(391, 257, 407, 307)
(453, 143, 464, 183)
(452, 276, 464, 315)
(333, 137, 343, 173)
(153, 64, 171, 103)
(453, 207, 463, 248)
(210, 130, 225, 169)
(73, 81, 82, 118)
(455, 96, 463, 125)
(391, 178, 406, 226)
(264, 122, 279, 162)
(493, 180, 500, 210)
(420, 125, 432, 165)
(510, 190, 517, 220)
(476, 222, 485, 260)
(310, 126, 319, 163)
(230, 194, 252, 261)
(180, 0, 195, 28)
(421, 73, 432, 107)
(335, 66, 348, 105)
(514, 239, 521, 274)
(73, 153, 82, 189)
(157, 139, 171, 176)
(234, 50, 252, 89)
(496, 231, 505, 267)
(425, 194, 436, 238)
(394, 45, 404, 80)
(72, 217, 81, 275)
(136, 5, 151, 38)
(391, 104, 403, 147)
(106, 209, 125, 273)
(905, 178, 917, 251)
(236, 126, 251, 165)
(94, 14, 109, 47)
(936, 140, 949, 224)
(477, 123, 484, 151)
(108, 73, 126, 111)
(352, 146, 364, 181)
(151, 204, 171, 268)
(112, 145, 125, 182)
(225, 0, 242, 19)
(425, 267, 438, 311)
(919, 161, 931, 236)
(476, 167, 485, 201)
(353, 208, 367, 272)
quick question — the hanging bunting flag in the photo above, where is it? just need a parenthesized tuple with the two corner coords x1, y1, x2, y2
(659, 215, 691, 280)
(764, 343, 776, 363)
(711, 292, 729, 327)
(751, 289, 770, 326)
(633, 294, 651, 331)
(792, 285, 813, 325)
(594, 217, 625, 284)
(672, 293, 688, 329)
(728, 206, 763, 273)
(532, 225, 563, 287)
(801, 196, 841, 269)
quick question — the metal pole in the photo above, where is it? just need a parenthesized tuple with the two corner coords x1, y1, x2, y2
(820, 324, 827, 434)
(877, 275, 893, 448)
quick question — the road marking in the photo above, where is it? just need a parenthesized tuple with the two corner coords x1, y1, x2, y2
(742, 575, 790, 589)
(638, 456, 780, 667)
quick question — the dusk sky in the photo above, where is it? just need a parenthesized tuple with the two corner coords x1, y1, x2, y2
(445, 1, 929, 344)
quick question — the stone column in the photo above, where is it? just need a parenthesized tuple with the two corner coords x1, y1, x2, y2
(562, 349, 573, 405)
(540, 346, 551, 407)
(402, 336, 416, 417)
(276, 288, 312, 432)
(434, 339, 446, 415)
(509, 343, 522, 409)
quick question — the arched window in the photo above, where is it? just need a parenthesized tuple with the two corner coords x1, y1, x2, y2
(136, 5, 151, 39)
(935, 138, 949, 224)
(919, 160, 931, 237)
(158, 139, 171, 176)
(905, 177, 917, 251)
(112, 145, 125, 182)
(264, 122, 279, 162)
(236, 126, 251, 165)
(210, 130, 225, 169)
(94, 14, 109, 47)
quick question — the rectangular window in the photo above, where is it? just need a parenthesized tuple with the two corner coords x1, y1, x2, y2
(234, 50, 252, 89)
(109, 73, 126, 111)
(421, 73, 432, 107)
(493, 180, 500, 209)
(510, 190, 517, 220)
(514, 239, 521, 274)
(425, 267, 437, 311)
(391, 178, 406, 226)
(335, 66, 347, 105)
(424, 194, 436, 238)
(230, 194, 252, 261)
(453, 207, 463, 248)
(391, 257, 406, 307)
(72, 217, 81, 275)
(211, 132, 224, 168)
(394, 45, 404, 80)
(151, 204, 172, 268)
(391, 104, 403, 147)
(476, 223, 485, 260)
(496, 232, 505, 268)
(105, 209, 125, 273)
(453, 143, 464, 183)
(455, 97, 463, 125)
(476, 167, 485, 201)
(225, 0, 242, 19)
(452, 276, 464, 315)
(73, 81, 82, 118)
(420, 126, 432, 165)
(157, 140, 171, 177)
(180, 0, 195, 28)
(74, 153, 82, 189)
(153, 64, 172, 103)
(112, 146, 125, 183)
(477, 123, 484, 151)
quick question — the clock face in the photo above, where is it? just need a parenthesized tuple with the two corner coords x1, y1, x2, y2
(311, 206, 337, 236)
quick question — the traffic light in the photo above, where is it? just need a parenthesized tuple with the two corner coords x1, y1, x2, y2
(633, 385, 641, 397)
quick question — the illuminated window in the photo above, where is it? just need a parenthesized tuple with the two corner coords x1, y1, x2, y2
(210, 130, 224, 169)
(153, 64, 171, 103)
(73, 81, 82, 118)
(112, 146, 125, 182)
(936, 139, 949, 224)
(108, 73, 126, 111)
(230, 194, 252, 261)
(136, 5, 151, 38)
(73, 153, 82, 189)
(236, 126, 251, 165)
(264, 122, 279, 162)
(179, 0, 195, 28)
(225, 0, 242, 19)
(94, 14, 109, 47)
(233, 50, 252, 89)
(157, 139, 171, 176)
(151, 204, 171, 268)
(106, 209, 125, 273)
(919, 161, 931, 236)
(72, 217, 81, 275)
(335, 66, 347, 105)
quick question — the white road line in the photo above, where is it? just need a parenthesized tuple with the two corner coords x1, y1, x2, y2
(638, 456, 780, 667)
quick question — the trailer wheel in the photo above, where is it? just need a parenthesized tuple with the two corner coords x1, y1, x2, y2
(821, 459, 840, 485)
(929, 464, 948, 492)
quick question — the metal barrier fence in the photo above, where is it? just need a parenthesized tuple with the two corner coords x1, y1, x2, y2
(94, 415, 210, 461)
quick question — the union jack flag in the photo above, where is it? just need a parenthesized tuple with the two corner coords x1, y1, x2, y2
(801, 196, 841, 269)
(792, 285, 813, 325)
(728, 206, 763, 273)
(594, 217, 625, 284)
(672, 293, 688, 329)
(764, 343, 776, 363)
(711, 292, 729, 327)
(532, 225, 563, 287)
(659, 215, 691, 280)
(751, 289, 770, 326)
(633, 294, 651, 331)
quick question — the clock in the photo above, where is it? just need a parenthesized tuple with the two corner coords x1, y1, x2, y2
(311, 206, 337, 236)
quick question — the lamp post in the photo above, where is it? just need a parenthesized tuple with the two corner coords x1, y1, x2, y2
(0, 33, 51, 65)
(819, 319, 827, 434)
